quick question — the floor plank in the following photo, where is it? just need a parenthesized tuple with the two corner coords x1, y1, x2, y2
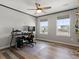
(22, 41, 79, 59)
(0, 52, 6, 59)
(1, 41, 79, 59)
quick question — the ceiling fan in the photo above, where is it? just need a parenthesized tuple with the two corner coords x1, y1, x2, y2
(27, 3, 51, 13)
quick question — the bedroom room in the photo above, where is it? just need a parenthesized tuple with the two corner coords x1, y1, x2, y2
(0, 0, 79, 59)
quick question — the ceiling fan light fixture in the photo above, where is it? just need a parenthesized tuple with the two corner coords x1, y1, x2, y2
(27, 3, 51, 14)
(37, 9, 42, 13)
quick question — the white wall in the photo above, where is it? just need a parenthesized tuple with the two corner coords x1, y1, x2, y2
(0, 6, 36, 49)
(36, 9, 79, 47)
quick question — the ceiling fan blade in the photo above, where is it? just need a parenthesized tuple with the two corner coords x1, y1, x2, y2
(35, 3, 40, 6)
(42, 6, 51, 9)
(35, 3, 41, 8)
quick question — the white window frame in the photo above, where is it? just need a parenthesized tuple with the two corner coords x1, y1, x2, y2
(56, 16, 70, 36)
(39, 20, 48, 34)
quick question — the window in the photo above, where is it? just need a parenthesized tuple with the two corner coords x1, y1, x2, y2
(40, 20, 48, 34)
(56, 17, 70, 36)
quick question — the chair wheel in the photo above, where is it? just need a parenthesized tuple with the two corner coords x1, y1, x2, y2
(30, 44, 34, 47)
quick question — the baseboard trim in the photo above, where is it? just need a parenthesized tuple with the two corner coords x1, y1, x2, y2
(0, 45, 10, 50)
(0, 38, 79, 50)
(0, 44, 15, 50)
(36, 38, 79, 47)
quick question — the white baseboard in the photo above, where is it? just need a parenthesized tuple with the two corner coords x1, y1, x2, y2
(0, 38, 79, 50)
(0, 45, 10, 50)
(37, 38, 79, 47)
(0, 44, 15, 50)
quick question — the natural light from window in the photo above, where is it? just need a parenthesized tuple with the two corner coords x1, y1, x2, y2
(40, 21, 48, 34)
(56, 18, 70, 36)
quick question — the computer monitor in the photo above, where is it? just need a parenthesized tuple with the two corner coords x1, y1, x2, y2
(28, 26, 35, 31)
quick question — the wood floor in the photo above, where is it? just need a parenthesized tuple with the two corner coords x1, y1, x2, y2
(0, 40, 79, 59)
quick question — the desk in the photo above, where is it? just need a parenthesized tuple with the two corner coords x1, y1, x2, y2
(10, 31, 31, 47)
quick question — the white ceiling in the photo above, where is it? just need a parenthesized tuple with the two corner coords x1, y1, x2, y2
(0, 0, 79, 17)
